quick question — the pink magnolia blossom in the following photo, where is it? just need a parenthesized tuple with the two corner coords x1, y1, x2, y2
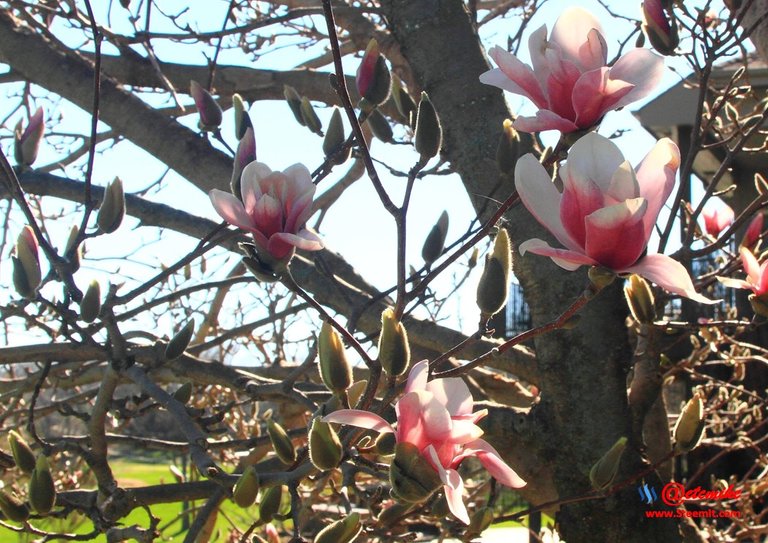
(324, 360, 525, 525)
(742, 213, 764, 248)
(515, 132, 712, 303)
(14, 107, 45, 167)
(719, 247, 768, 297)
(209, 162, 323, 264)
(702, 204, 734, 238)
(479, 7, 664, 133)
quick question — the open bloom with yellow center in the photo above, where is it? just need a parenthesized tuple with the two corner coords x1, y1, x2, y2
(515, 132, 712, 303)
(324, 360, 525, 524)
(209, 162, 322, 265)
(480, 7, 664, 133)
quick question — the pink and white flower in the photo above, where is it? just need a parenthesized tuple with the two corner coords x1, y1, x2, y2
(479, 7, 664, 133)
(209, 162, 323, 264)
(324, 360, 525, 525)
(515, 132, 712, 303)
(719, 247, 768, 297)
(702, 204, 734, 238)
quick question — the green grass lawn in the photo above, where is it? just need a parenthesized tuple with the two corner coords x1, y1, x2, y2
(3, 459, 263, 543)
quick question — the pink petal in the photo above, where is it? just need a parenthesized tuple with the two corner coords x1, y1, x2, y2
(209, 189, 254, 231)
(395, 391, 432, 448)
(270, 231, 323, 252)
(240, 162, 271, 212)
(606, 161, 640, 203)
(514, 154, 578, 251)
(578, 28, 608, 71)
(425, 376, 473, 417)
(560, 174, 603, 249)
(550, 7, 604, 66)
(634, 138, 680, 240)
(481, 47, 548, 108)
(420, 395, 454, 443)
(463, 439, 527, 488)
(608, 48, 665, 109)
(519, 238, 597, 271)
(702, 205, 734, 237)
(584, 198, 647, 270)
(323, 409, 394, 434)
(405, 359, 429, 394)
(571, 68, 634, 128)
(252, 195, 283, 238)
(426, 446, 469, 525)
(527, 24, 553, 88)
(757, 261, 768, 296)
(718, 276, 752, 291)
(284, 191, 316, 236)
(624, 254, 717, 303)
(512, 110, 580, 133)
(561, 132, 626, 195)
(445, 419, 484, 445)
(740, 246, 761, 284)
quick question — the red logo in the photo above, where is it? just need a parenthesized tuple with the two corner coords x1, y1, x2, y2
(661, 482, 741, 507)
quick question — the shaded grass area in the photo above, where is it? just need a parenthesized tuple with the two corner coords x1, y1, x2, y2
(4, 459, 262, 542)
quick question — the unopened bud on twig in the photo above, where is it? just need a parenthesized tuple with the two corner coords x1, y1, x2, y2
(284, 85, 305, 126)
(392, 74, 417, 127)
(231, 126, 257, 197)
(323, 108, 350, 165)
(300, 97, 323, 136)
(29, 455, 56, 514)
(172, 383, 193, 404)
(356, 39, 391, 109)
(422, 211, 449, 266)
(64, 225, 82, 271)
(314, 512, 362, 543)
(476, 229, 511, 318)
(496, 119, 519, 174)
(9, 430, 36, 473)
(232, 466, 260, 508)
(674, 393, 705, 453)
(97, 177, 125, 234)
(378, 308, 411, 377)
(232, 93, 252, 140)
(642, 0, 679, 56)
(318, 321, 352, 395)
(414, 92, 442, 159)
(79, 280, 101, 323)
(589, 436, 627, 490)
(13, 226, 41, 300)
(0, 491, 29, 523)
(165, 319, 195, 361)
(14, 107, 44, 168)
(309, 418, 343, 471)
(390, 442, 442, 503)
(366, 108, 394, 143)
(190, 80, 223, 130)
(267, 419, 296, 465)
(624, 274, 656, 324)
(258, 485, 283, 522)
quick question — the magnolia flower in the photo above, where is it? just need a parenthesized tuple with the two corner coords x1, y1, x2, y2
(702, 204, 734, 238)
(209, 162, 323, 265)
(642, 0, 679, 56)
(719, 247, 768, 297)
(324, 360, 525, 524)
(515, 132, 711, 303)
(742, 213, 764, 248)
(479, 7, 664, 133)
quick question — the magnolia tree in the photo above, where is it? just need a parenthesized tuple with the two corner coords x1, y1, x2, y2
(0, 0, 766, 542)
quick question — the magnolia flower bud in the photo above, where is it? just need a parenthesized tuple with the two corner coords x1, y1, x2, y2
(284, 85, 306, 126)
(496, 119, 519, 174)
(267, 419, 296, 465)
(589, 436, 627, 490)
(258, 485, 282, 522)
(414, 92, 442, 159)
(366, 109, 394, 143)
(97, 177, 125, 234)
(190, 80, 223, 130)
(374, 431, 396, 456)
(642, 0, 679, 56)
(390, 442, 442, 503)
(377, 502, 411, 524)
(231, 127, 257, 197)
(468, 506, 494, 535)
(378, 308, 411, 377)
(0, 491, 29, 523)
(318, 321, 352, 395)
(742, 213, 764, 248)
(172, 383, 193, 404)
(468, 247, 479, 269)
(14, 107, 45, 168)
(674, 393, 705, 453)
(300, 97, 323, 136)
(356, 39, 391, 108)
(309, 418, 343, 471)
(392, 74, 417, 127)
(9, 430, 36, 473)
(64, 225, 82, 271)
(314, 512, 361, 543)
(476, 229, 511, 318)
(232, 93, 252, 140)
(78, 280, 101, 323)
(749, 293, 768, 318)
(165, 319, 195, 361)
(323, 108, 349, 165)
(624, 274, 656, 324)
(29, 455, 56, 514)
(587, 266, 616, 290)
(232, 466, 260, 508)
(13, 226, 41, 300)
(422, 211, 449, 266)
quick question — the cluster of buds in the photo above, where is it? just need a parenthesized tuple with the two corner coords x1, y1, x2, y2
(283, 86, 323, 136)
